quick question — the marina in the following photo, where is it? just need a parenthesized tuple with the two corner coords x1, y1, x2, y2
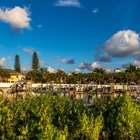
(1, 82, 140, 103)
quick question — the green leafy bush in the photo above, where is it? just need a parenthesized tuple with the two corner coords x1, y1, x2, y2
(0, 93, 140, 140)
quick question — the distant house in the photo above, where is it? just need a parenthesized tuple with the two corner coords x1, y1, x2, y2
(2, 69, 25, 83)
(114, 68, 122, 73)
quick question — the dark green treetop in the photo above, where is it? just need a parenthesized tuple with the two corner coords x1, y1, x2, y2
(14, 55, 21, 72)
(32, 52, 39, 70)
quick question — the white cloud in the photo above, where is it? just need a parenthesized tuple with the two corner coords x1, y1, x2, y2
(45, 62, 49, 65)
(0, 6, 31, 33)
(122, 55, 140, 68)
(121, 62, 131, 69)
(53, 56, 75, 64)
(93, 8, 98, 13)
(79, 61, 101, 71)
(104, 67, 112, 73)
(133, 60, 140, 67)
(47, 67, 55, 73)
(28, 46, 34, 50)
(37, 24, 42, 28)
(39, 60, 44, 67)
(7, 56, 11, 59)
(79, 62, 91, 70)
(23, 48, 41, 55)
(69, 68, 81, 74)
(0, 58, 6, 67)
(102, 30, 140, 57)
(60, 58, 75, 64)
(60, 58, 66, 64)
(79, 61, 112, 72)
(94, 46, 112, 62)
(55, 0, 81, 7)
(23, 48, 33, 54)
(67, 58, 75, 64)
(91, 62, 101, 69)
(74, 68, 81, 73)
(36, 51, 41, 55)
(53, 56, 61, 61)
(21, 66, 31, 73)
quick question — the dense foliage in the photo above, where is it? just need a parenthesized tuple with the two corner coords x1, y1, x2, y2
(25, 64, 140, 85)
(32, 52, 39, 70)
(0, 94, 140, 139)
(0, 69, 10, 82)
(14, 55, 21, 73)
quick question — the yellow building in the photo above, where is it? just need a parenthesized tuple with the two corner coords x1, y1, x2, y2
(3, 69, 25, 83)
(114, 68, 122, 73)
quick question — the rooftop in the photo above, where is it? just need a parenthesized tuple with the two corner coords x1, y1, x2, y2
(1, 69, 23, 74)
(114, 68, 122, 70)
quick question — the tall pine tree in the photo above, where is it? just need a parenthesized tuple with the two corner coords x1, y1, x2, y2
(32, 52, 39, 70)
(14, 55, 21, 72)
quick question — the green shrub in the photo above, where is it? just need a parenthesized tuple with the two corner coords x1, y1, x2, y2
(0, 93, 140, 139)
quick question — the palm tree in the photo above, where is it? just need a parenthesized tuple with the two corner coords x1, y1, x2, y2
(107, 73, 115, 96)
(49, 72, 56, 83)
(98, 72, 107, 97)
(135, 72, 140, 93)
(86, 73, 92, 84)
(68, 72, 77, 84)
(68, 74, 72, 84)
(39, 67, 46, 82)
(2, 71, 10, 82)
(75, 72, 83, 84)
(92, 72, 98, 85)
(125, 64, 136, 74)
(125, 64, 136, 85)
(94, 71, 106, 85)
(124, 72, 131, 91)
(116, 72, 125, 85)
(130, 72, 136, 84)
(116, 72, 127, 92)
(0, 69, 4, 82)
(26, 70, 38, 83)
(44, 70, 50, 83)
(136, 71, 140, 84)
(93, 68, 107, 99)
(56, 69, 67, 84)
(93, 68, 105, 74)
(82, 73, 87, 84)
(63, 72, 68, 84)
(91, 72, 99, 99)
(107, 73, 114, 84)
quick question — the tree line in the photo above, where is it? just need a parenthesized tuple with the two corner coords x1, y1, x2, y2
(26, 64, 140, 85)
(1, 52, 140, 85)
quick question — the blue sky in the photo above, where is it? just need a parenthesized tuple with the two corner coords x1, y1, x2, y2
(0, 0, 140, 73)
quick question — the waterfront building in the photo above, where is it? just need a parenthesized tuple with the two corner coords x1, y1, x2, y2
(114, 68, 122, 73)
(2, 69, 25, 83)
